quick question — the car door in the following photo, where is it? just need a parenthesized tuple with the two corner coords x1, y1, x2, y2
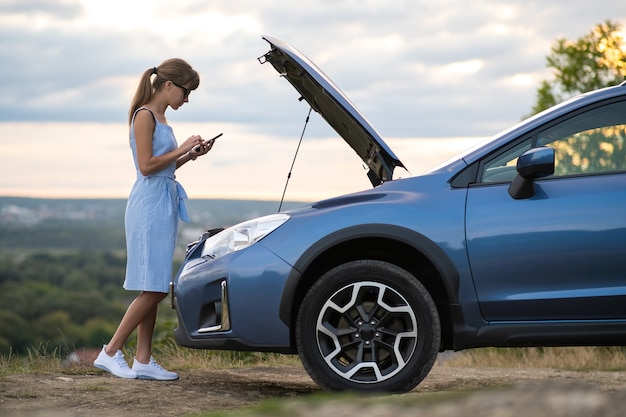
(465, 99, 626, 322)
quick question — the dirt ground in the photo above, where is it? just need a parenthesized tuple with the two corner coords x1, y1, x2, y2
(2, 362, 626, 417)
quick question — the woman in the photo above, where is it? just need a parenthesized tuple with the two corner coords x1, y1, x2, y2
(94, 59, 214, 380)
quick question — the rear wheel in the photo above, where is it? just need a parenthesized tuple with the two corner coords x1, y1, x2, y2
(296, 260, 440, 392)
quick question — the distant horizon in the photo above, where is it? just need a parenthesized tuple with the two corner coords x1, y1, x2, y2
(0, 194, 307, 203)
(0, 122, 485, 203)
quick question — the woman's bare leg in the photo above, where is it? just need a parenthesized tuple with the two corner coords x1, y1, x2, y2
(104, 291, 167, 356)
(135, 303, 159, 363)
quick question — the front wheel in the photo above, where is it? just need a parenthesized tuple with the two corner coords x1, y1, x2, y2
(296, 260, 441, 392)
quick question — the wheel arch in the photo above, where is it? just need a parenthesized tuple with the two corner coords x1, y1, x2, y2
(279, 224, 463, 351)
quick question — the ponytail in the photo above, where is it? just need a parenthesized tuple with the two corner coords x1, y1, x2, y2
(128, 68, 159, 125)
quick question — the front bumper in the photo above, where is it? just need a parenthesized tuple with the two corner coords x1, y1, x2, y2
(171, 241, 295, 353)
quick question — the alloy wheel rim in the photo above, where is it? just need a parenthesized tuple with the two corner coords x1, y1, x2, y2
(315, 281, 418, 384)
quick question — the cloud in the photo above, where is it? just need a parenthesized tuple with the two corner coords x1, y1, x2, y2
(0, 0, 624, 138)
(0, 0, 82, 19)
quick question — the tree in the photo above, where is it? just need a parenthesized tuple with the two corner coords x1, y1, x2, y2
(0, 250, 179, 355)
(532, 20, 626, 115)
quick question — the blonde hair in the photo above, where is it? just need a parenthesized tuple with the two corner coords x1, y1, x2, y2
(128, 58, 200, 125)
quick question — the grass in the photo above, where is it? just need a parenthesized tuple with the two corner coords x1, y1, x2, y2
(442, 346, 626, 372)
(0, 345, 69, 376)
(0, 340, 301, 377)
(1, 342, 625, 377)
(157, 341, 301, 371)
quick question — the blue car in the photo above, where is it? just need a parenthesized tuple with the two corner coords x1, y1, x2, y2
(172, 35, 626, 392)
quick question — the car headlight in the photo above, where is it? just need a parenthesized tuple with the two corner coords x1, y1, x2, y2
(201, 213, 290, 259)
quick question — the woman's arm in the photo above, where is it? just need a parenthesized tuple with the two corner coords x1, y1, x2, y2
(134, 109, 202, 176)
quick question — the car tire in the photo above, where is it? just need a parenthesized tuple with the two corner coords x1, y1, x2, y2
(295, 259, 441, 392)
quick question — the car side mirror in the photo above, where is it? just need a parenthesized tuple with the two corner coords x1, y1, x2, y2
(508, 147, 555, 199)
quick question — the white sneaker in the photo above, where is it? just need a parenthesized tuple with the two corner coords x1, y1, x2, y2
(93, 346, 137, 379)
(132, 356, 179, 381)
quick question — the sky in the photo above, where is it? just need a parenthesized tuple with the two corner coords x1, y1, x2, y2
(0, 0, 624, 202)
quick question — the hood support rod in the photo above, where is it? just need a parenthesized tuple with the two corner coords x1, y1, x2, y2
(279, 105, 312, 212)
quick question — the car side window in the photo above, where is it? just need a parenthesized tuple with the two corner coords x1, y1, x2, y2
(481, 100, 626, 183)
(537, 100, 626, 176)
(481, 141, 532, 182)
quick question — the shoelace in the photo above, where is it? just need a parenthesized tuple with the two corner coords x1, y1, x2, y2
(149, 357, 167, 370)
(113, 352, 130, 368)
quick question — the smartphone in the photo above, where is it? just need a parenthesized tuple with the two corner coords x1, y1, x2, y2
(195, 133, 223, 152)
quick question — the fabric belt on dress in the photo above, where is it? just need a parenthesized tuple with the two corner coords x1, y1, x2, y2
(174, 180, 190, 223)
(137, 173, 190, 223)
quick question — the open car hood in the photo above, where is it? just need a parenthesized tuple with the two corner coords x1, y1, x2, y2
(259, 35, 406, 187)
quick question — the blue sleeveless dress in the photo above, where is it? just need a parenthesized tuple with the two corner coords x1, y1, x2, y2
(123, 107, 190, 293)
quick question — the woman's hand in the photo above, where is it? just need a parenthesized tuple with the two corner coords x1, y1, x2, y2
(180, 135, 204, 155)
(186, 135, 216, 160)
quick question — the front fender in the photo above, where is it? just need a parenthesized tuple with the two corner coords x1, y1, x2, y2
(278, 224, 461, 326)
